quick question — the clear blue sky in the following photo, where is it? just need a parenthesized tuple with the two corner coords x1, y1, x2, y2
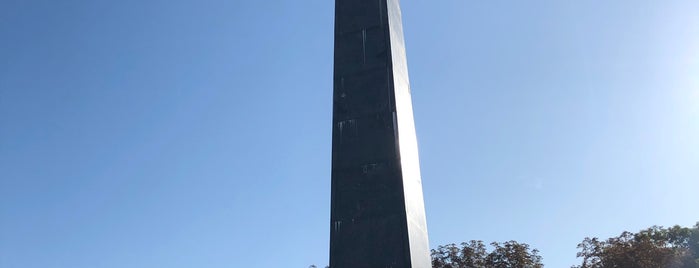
(1, 0, 697, 267)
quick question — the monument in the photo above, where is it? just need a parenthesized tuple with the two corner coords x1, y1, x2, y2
(330, 0, 430, 267)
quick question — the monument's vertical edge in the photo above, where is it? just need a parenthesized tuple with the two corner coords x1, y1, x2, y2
(386, 1, 432, 267)
(330, 0, 429, 267)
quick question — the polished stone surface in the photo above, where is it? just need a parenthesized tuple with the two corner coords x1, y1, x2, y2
(330, 0, 430, 267)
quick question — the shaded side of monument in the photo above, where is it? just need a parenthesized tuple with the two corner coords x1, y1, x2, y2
(330, 0, 430, 267)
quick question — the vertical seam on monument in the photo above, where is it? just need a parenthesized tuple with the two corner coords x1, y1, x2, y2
(392, 111, 398, 154)
(362, 28, 367, 64)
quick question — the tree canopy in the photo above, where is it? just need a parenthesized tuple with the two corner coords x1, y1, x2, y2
(573, 223, 699, 268)
(311, 222, 698, 267)
(431, 240, 543, 268)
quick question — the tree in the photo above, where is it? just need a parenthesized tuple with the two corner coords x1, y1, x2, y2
(312, 222, 698, 267)
(573, 223, 699, 268)
(486, 241, 544, 268)
(431, 240, 543, 268)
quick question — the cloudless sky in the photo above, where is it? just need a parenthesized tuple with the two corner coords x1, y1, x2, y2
(1, 0, 697, 267)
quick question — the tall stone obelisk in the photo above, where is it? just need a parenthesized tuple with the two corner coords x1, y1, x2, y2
(330, 0, 430, 267)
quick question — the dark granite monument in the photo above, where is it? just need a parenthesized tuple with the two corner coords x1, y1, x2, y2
(330, 0, 430, 267)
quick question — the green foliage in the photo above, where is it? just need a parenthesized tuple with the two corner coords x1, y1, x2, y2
(431, 240, 543, 268)
(314, 222, 698, 268)
(572, 223, 699, 268)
